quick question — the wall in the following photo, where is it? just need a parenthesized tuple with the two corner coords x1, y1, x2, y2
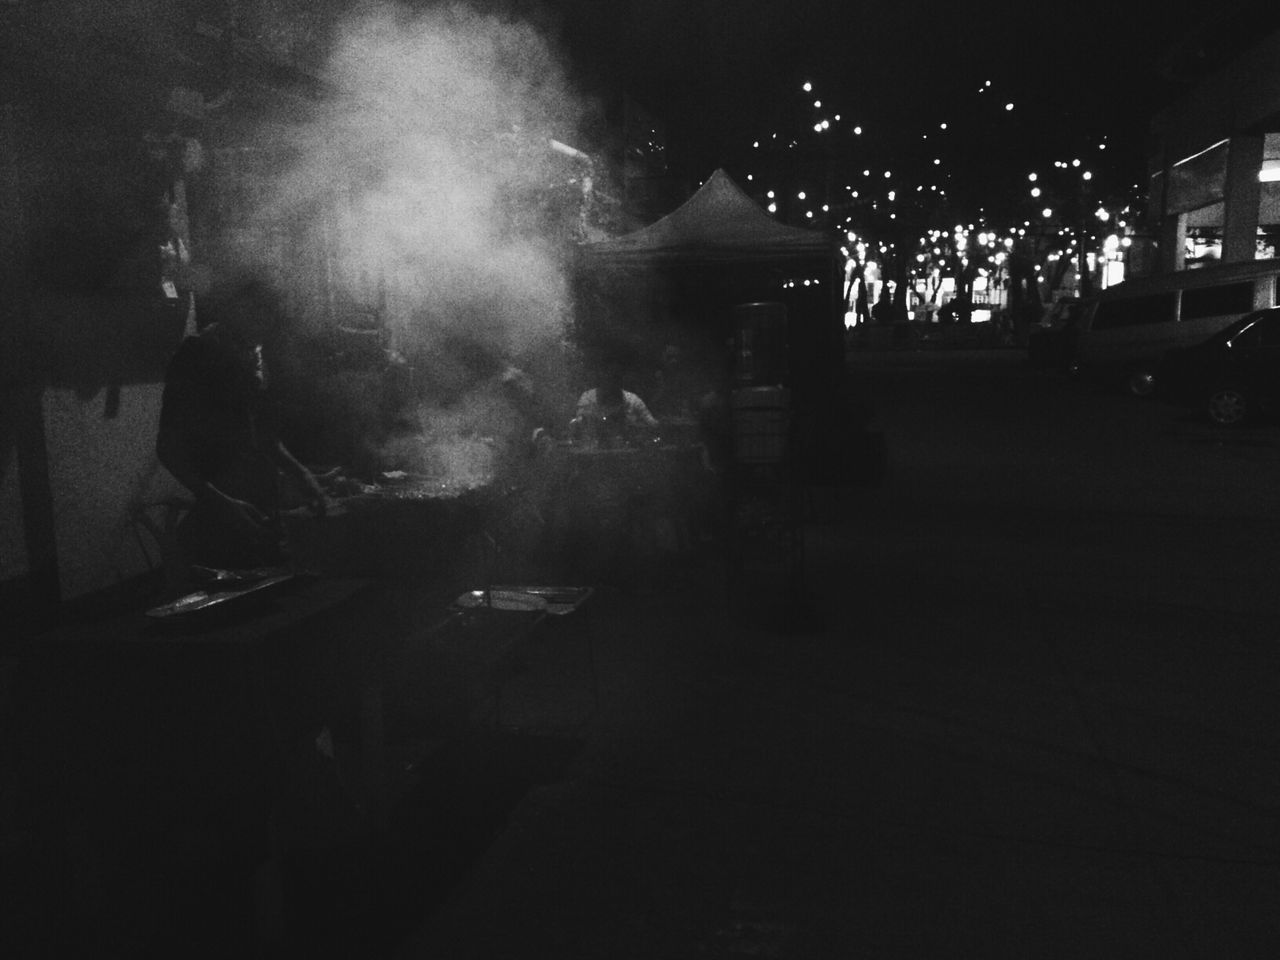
(41, 383, 185, 600)
(0, 383, 184, 604)
(1, 288, 188, 608)
(1149, 30, 1280, 271)
(0, 444, 26, 582)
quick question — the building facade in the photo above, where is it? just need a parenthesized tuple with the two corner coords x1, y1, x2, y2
(1147, 27, 1280, 271)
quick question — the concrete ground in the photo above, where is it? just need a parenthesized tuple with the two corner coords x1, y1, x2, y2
(8, 349, 1280, 958)
(387, 351, 1280, 960)
(385, 489, 1280, 960)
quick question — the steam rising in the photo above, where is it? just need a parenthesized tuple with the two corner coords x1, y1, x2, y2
(258, 3, 588, 351)
(226, 2, 597, 483)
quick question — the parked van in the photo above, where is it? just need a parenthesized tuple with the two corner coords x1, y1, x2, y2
(1073, 260, 1280, 395)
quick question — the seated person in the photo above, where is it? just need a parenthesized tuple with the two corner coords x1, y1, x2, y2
(157, 279, 330, 571)
(572, 360, 658, 446)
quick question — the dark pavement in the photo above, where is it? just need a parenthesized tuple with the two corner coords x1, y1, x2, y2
(391, 512, 1280, 958)
(7, 348, 1280, 958)
(393, 350, 1280, 959)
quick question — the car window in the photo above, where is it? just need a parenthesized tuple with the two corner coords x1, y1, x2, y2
(1091, 293, 1177, 331)
(1180, 282, 1255, 321)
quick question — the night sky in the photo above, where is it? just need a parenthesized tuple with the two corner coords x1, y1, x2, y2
(11, 0, 1278, 263)
(545, 0, 1242, 211)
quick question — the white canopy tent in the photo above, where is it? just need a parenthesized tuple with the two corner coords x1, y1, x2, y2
(582, 168, 835, 266)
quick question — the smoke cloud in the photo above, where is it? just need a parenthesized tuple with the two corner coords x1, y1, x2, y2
(18, 1, 599, 486)
(224, 1, 598, 483)
(251, 1, 592, 356)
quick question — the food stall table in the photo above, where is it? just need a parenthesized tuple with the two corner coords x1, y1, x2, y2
(14, 573, 396, 945)
(532, 441, 712, 570)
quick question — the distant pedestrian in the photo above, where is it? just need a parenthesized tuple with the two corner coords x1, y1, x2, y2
(872, 289, 894, 325)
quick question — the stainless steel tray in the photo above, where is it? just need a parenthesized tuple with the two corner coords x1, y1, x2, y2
(452, 585, 594, 616)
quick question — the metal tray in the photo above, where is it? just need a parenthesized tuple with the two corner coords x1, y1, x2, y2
(145, 573, 296, 619)
(452, 585, 594, 616)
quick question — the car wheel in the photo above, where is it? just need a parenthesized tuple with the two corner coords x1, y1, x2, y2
(1125, 366, 1156, 397)
(1207, 385, 1250, 426)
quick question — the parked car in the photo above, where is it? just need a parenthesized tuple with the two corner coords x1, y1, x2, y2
(1027, 297, 1089, 372)
(1074, 260, 1280, 397)
(1157, 306, 1280, 425)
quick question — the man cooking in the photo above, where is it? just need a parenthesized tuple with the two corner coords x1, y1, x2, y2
(157, 278, 329, 570)
(571, 358, 659, 447)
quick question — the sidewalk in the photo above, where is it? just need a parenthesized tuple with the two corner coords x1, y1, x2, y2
(848, 320, 1025, 352)
(8, 476, 1280, 958)
(386, 486, 1280, 960)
